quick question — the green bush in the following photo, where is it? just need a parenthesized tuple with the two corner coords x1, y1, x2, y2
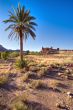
(15, 60, 27, 69)
(10, 51, 19, 58)
(29, 51, 40, 55)
(0, 52, 1, 59)
(1, 51, 9, 60)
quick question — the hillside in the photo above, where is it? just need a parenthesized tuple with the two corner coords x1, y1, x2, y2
(0, 45, 7, 51)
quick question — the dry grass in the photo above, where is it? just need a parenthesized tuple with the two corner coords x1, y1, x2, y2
(10, 92, 30, 110)
(25, 52, 73, 66)
(0, 75, 8, 86)
(0, 52, 73, 110)
(21, 73, 31, 82)
(28, 80, 46, 89)
(37, 67, 48, 78)
(49, 80, 60, 89)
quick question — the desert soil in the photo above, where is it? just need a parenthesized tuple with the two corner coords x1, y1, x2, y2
(0, 55, 73, 110)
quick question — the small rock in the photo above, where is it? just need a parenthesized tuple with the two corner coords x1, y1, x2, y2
(65, 69, 71, 74)
(67, 92, 73, 98)
(65, 75, 68, 79)
(56, 102, 69, 110)
(56, 102, 60, 107)
(67, 92, 71, 95)
(58, 73, 64, 76)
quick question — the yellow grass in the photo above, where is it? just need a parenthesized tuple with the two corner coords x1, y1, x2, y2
(25, 52, 73, 66)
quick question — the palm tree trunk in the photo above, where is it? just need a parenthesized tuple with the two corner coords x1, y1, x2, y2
(20, 31, 23, 61)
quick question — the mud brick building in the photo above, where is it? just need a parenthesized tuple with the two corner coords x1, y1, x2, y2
(41, 47, 59, 54)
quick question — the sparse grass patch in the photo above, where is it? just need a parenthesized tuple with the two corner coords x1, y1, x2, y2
(37, 63, 46, 67)
(29, 66, 39, 72)
(27, 61, 37, 67)
(15, 60, 27, 69)
(22, 73, 29, 82)
(37, 67, 48, 78)
(22, 72, 37, 82)
(11, 100, 29, 110)
(50, 63, 64, 69)
(9, 51, 19, 58)
(29, 80, 46, 89)
(0, 52, 1, 59)
(10, 92, 29, 110)
(1, 51, 9, 60)
(49, 80, 60, 89)
(0, 75, 8, 86)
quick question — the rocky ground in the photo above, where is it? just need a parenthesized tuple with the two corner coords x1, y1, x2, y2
(0, 55, 73, 110)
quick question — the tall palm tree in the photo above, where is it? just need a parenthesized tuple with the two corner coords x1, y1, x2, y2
(3, 4, 37, 61)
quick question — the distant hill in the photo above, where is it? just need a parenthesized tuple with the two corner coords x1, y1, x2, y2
(0, 44, 25, 52)
(0, 45, 20, 52)
(0, 45, 7, 52)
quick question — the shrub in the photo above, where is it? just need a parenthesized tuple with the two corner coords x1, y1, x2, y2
(10, 51, 19, 58)
(12, 101, 29, 110)
(11, 93, 29, 110)
(27, 61, 37, 67)
(1, 51, 9, 60)
(15, 60, 27, 69)
(0, 76, 8, 86)
(37, 67, 48, 78)
(29, 51, 40, 55)
(49, 80, 59, 89)
(21, 74, 29, 82)
(22, 72, 37, 82)
(0, 52, 1, 59)
(37, 63, 46, 67)
(29, 66, 39, 72)
(29, 80, 45, 89)
(26, 50, 30, 55)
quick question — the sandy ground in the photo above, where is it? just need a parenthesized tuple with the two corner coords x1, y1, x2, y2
(0, 55, 73, 110)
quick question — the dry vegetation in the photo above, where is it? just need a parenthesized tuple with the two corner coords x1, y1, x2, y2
(0, 51, 73, 110)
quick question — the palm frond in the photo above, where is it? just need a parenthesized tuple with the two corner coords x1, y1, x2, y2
(5, 24, 15, 31)
(3, 3, 37, 40)
(8, 31, 15, 39)
(29, 22, 37, 26)
(27, 25, 36, 31)
(28, 29, 36, 39)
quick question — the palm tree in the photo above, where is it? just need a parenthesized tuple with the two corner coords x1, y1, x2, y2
(3, 4, 37, 61)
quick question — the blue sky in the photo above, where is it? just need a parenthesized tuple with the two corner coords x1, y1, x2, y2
(0, 0, 73, 51)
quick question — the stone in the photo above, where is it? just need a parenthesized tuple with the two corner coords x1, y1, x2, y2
(67, 92, 73, 98)
(65, 75, 68, 79)
(58, 72, 64, 76)
(67, 92, 71, 95)
(56, 102, 69, 110)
